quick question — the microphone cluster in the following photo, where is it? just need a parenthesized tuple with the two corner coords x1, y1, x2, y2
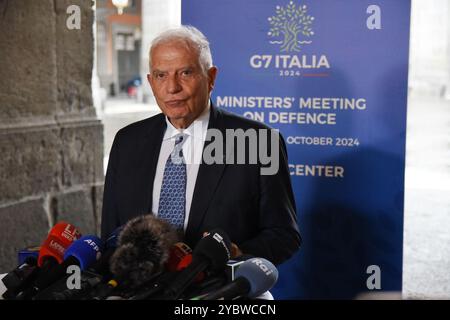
(1, 216, 278, 300)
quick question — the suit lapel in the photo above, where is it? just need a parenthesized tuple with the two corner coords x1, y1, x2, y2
(134, 114, 166, 216)
(186, 105, 227, 239)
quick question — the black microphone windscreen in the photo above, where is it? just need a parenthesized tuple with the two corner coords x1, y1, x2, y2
(193, 228, 232, 271)
(110, 215, 179, 289)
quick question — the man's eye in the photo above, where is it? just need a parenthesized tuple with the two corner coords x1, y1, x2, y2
(155, 73, 166, 79)
(181, 70, 192, 76)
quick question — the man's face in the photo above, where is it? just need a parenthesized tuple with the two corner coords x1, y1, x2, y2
(148, 40, 217, 129)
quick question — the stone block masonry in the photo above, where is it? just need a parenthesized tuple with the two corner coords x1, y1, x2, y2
(0, 0, 104, 272)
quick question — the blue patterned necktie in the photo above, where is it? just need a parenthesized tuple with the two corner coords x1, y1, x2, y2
(158, 133, 187, 230)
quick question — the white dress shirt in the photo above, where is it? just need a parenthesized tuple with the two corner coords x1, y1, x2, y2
(152, 104, 210, 231)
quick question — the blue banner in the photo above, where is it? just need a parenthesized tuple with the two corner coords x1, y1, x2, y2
(183, 0, 410, 299)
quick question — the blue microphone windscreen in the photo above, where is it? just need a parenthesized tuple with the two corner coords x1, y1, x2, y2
(235, 257, 278, 298)
(18, 246, 40, 265)
(63, 235, 104, 270)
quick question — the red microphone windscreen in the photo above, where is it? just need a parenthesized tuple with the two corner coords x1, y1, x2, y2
(38, 221, 82, 267)
(176, 254, 205, 283)
(165, 242, 192, 272)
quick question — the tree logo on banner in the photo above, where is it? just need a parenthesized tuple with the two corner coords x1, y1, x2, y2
(267, 1, 314, 52)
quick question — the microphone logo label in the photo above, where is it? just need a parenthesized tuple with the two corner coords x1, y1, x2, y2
(212, 233, 223, 243)
(61, 224, 81, 242)
(49, 239, 66, 256)
(252, 258, 273, 276)
(83, 239, 101, 253)
(212, 232, 231, 259)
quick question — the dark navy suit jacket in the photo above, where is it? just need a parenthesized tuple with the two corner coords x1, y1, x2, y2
(101, 104, 301, 265)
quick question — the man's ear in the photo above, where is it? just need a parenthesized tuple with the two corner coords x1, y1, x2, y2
(147, 73, 157, 93)
(207, 66, 218, 92)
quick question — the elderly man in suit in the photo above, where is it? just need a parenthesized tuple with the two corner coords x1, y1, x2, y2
(101, 25, 301, 265)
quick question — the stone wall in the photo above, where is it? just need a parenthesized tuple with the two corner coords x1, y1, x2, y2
(0, 0, 103, 272)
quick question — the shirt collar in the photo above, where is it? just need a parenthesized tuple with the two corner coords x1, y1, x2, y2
(163, 102, 211, 141)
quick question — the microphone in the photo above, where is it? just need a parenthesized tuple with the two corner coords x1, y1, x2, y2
(127, 249, 193, 301)
(18, 246, 41, 266)
(37, 222, 82, 269)
(1, 255, 39, 300)
(159, 228, 232, 300)
(63, 236, 103, 270)
(200, 257, 278, 300)
(5, 222, 81, 300)
(182, 257, 255, 300)
(92, 215, 178, 299)
(30, 235, 103, 300)
(85, 225, 123, 278)
(126, 244, 200, 300)
(165, 242, 192, 272)
(128, 230, 231, 301)
(127, 242, 195, 298)
(31, 227, 123, 301)
(183, 273, 229, 300)
(174, 254, 206, 283)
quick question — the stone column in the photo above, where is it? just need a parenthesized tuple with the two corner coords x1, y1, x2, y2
(0, 0, 104, 272)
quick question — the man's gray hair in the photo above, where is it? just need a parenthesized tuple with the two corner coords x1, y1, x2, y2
(149, 25, 213, 73)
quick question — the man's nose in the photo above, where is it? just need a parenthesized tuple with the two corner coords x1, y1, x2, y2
(167, 74, 182, 94)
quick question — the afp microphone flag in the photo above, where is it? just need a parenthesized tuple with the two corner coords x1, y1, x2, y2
(183, 0, 410, 299)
